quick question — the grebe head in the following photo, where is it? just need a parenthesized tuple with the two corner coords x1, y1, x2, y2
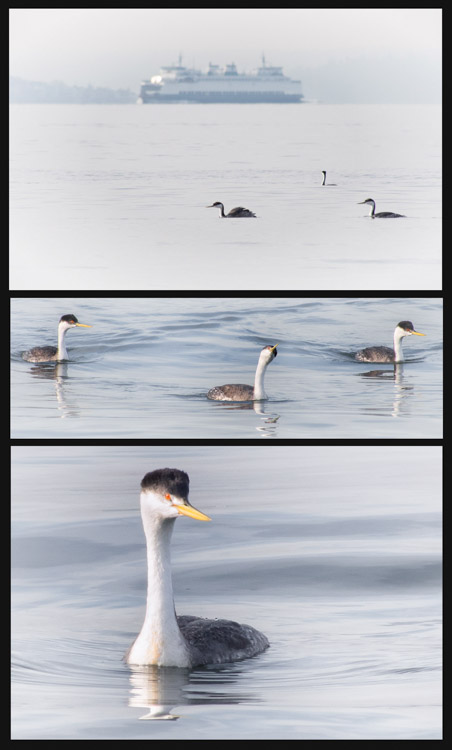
(395, 321, 425, 339)
(259, 343, 278, 364)
(207, 202, 223, 209)
(58, 314, 92, 332)
(357, 198, 375, 206)
(140, 468, 211, 523)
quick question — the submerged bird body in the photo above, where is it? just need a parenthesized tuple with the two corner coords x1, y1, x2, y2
(358, 198, 405, 218)
(208, 201, 256, 218)
(126, 468, 269, 667)
(321, 171, 337, 186)
(207, 344, 278, 401)
(22, 314, 92, 363)
(355, 321, 425, 363)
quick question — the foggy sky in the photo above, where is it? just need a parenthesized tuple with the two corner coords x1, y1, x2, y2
(9, 8, 441, 103)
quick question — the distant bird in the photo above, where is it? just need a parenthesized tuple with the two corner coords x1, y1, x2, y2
(207, 344, 278, 401)
(22, 314, 92, 363)
(355, 320, 425, 363)
(358, 198, 405, 218)
(321, 171, 337, 186)
(207, 201, 256, 218)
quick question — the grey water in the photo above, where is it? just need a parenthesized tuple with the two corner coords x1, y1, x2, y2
(9, 103, 441, 291)
(11, 445, 442, 739)
(10, 296, 442, 439)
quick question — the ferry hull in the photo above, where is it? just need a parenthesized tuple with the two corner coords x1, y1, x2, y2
(140, 89, 303, 103)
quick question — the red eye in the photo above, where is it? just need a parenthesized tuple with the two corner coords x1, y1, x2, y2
(165, 494, 171, 500)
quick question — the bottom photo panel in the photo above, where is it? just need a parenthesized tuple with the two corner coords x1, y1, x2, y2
(11, 444, 442, 740)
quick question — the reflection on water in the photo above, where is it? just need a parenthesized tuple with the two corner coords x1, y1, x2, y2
(128, 665, 187, 721)
(28, 362, 81, 419)
(357, 363, 417, 419)
(127, 662, 260, 721)
(208, 398, 281, 437)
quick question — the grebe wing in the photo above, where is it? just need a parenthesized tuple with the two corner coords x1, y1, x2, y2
(227, 206, 256, 217)
(355, 345, 394, 362)
(178, 615, 269, 664)
(207, 383, 254, 401)
(22, 345, 58, 362)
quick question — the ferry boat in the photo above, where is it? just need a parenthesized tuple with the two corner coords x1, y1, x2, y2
(139, 57, 303, 103)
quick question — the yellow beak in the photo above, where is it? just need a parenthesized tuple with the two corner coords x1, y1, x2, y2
(270, 343, 279, 351)
(75, 323, 92, 327)
(176, 502, 211, 522)
(411, 331, 425, 336)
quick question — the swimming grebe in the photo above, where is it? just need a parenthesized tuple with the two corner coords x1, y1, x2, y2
(207, 344, 278, 401)
(355, 321, 425, 363)
(321, 171, 337, 186)
(207, 201, 256, 218)
(358, 198, 405, 218)
(22, 314, 92, 363)
(125, 468, 269, 667)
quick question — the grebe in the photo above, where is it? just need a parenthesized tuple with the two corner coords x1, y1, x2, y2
(321, 171, 337, 186)
(207, 344, 278, 401)
(358, 198, 405, 218)
(207, 201, 256, 218)
(125, 468, 269, 667)
(355, 321, 425, 363)
(21, 314, 92, 363)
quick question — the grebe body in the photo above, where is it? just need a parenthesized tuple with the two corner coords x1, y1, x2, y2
(358, 198, 405, 218)
(355, 321, 425, 363)
(125, 468, 269, 667)
(207, 344, 278, 401)
(321, 171, 337, 186)
(208, 201, 256, 218)
(22, 314, 92, 363)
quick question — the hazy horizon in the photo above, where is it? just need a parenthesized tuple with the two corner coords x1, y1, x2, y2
(10, 8, 441, 104)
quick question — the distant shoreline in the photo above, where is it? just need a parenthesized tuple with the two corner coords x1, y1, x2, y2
(9, 77, 137, 104)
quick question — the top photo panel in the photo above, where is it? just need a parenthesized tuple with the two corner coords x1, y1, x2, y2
(10, 9, 441, 291)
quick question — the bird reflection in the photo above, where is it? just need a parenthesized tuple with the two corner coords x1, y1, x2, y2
(127, 662, 258, 721)
(209, 398, 281, 436)
(357, 363, 415, 418)
(26, 361, 80, 418)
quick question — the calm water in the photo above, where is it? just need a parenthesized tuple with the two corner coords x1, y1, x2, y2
(11, 445, 442, 739)
(10, 296, 442, 439)
(9, 103, 441, 291)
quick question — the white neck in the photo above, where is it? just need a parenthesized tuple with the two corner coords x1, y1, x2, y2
(321, 173, 326, 185)
(367, 200, 376, 217)
(128, 501, 191, 667)
(253, 355, 270, 400)
(393, 328, 406, 362)
(56, 324, 69, 360)
(218, 203, 226, 217)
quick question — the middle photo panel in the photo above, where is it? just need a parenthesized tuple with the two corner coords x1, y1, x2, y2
(10, 296, 442, 440)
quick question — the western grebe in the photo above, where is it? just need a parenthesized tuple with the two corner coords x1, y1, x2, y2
(321, 171, 337, 186)
(125, 468, 269, 667)
(207, 201, 256, 218)
(207, 344, 278, 401)
(358, 198, 405, 218)
(355, 321, 425, 363)
(21, 314, 92, 363)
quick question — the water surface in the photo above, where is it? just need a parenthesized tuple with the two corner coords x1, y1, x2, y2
(9, 103, 441, 290)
